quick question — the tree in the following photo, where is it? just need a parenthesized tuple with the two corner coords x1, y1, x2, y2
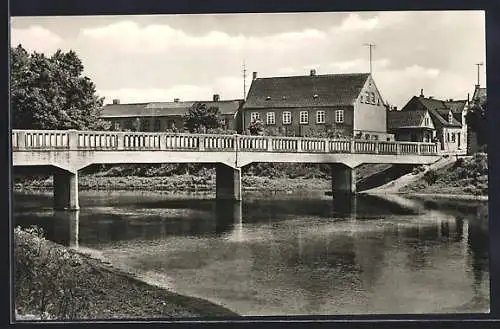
(183, 103, 222, 133)
(10, 45, 110, 130)
(248, 119, 264, 135)
(466, 100, 487, 147)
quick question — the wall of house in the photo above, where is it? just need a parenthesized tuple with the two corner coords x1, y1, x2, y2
(106, 116, 185, 132)
(393, 129, 434, 143)
(105, 114, 241, 133)
(440, 127, 463, 152)
(242, 106, 354, 137)
(354, 76, 387, 133)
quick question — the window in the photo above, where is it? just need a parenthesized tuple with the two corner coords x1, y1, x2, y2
(282, 111, 291, 124)
(447, 133, 450, 142)
(451, 133, 456, 142)
(316, 110, 325, 124)
(251, 112, 261, 122)
(299, 111, 309, 124)
(371, 92, 376, 104)
(142, 120, 151, 132)
(424, 117, 430, 126)
(113, 122, 121, 131)
(220, 118, 227, 127)
(448, 112, 453, 124)
(335, 109, 344, 123)
(360, 95, 364, 103)
(266, 112, 275, 125)
(365, 92, 370, 102)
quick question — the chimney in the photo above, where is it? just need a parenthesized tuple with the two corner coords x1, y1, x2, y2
(310, 69, 317, 76)
(420, 89, 424, 97)
(213, 94, 220, 102)
(112, 99, 120, 105)
(174, 98, 180, 102)
(252, 72, 257, 80)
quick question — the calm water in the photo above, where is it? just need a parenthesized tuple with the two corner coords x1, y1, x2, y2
(13, 190, 490, 316)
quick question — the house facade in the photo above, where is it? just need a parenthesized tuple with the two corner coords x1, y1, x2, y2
(389, 91, 465, 153)
(242, 71, 394, 141)
(100, 95, 244, 133)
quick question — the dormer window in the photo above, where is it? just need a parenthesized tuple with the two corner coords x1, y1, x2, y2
(313, 94, 319, 99)
(282, 96, 286, 100)
(266, 96, 271, 101)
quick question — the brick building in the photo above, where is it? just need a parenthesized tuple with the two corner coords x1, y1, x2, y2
(242, 70, 394, 140)
(100, 95, 244, 132)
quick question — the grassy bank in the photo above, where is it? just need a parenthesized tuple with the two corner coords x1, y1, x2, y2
(400, 153, 488, 197)
(14, 174, 331, 192)
(14, 227, 239, 320)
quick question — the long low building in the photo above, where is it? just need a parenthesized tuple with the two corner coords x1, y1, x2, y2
(100, 95, 244, 133)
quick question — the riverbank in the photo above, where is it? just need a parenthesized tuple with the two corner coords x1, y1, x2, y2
(14, 174, 331, 192)
(14, 227, 239, 320)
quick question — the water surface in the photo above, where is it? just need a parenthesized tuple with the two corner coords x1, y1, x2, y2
(13, 190, 490, 316)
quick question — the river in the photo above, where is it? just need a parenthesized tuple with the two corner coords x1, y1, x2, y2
(13, 190, 490, 316)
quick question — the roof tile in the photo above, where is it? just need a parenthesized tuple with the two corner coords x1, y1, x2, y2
(244, 73, 370, 108)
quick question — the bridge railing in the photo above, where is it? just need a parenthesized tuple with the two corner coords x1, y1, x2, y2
(11, 129, 439, 156)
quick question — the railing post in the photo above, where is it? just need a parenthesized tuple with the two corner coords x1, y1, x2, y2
(374, 141, 379, 154)
(324, 138, 330, 152)
(159, 133, 166, 150)
(267, 137, 273, 152)
(396, 143, 401, 155)
(16, 131, 26, 150)
(350, 139, 356, 153)
(116, 132, 125, 150)
(296, 138, 302, 152)
(417, 143, 422, 155)
(199, 135, 205, 151)
(68, 130, 79, 150)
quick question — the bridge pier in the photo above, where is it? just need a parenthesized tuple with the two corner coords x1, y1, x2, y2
(53, 169, 80, 211)
(331, 163, 357, 196)
(216, 163, 242, 201)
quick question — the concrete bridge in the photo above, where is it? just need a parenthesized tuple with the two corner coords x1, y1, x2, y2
(12, 129, 441, 210)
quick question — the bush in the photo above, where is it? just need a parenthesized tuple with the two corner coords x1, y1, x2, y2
(15, 226, 92, 320)
(423, 170, 438, 185)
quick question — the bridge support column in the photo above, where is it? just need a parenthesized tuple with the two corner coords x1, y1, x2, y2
(331, 163, 356, 196)
(216, 163, 241, 201)
(53, 170, 80, 211)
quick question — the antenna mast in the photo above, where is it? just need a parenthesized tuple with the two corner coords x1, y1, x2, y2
(475, 62, 484, 86)
(243, 61, 247, 100)
(363, 43, 376, 74)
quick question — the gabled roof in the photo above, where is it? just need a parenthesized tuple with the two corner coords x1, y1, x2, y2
(387, 109, 428, 130)
(444, 100, 467, 114)
(402, 96, 462, 128)
(244, 73, 370, 108)
(101, 99, 243, 118)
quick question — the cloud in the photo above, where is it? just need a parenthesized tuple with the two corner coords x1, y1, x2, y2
(10, 26, 63, 53)
(80, 21, 326, 55)
(338, 13, 380, 31)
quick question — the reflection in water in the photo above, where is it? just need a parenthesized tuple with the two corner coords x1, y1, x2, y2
(13, 191, 490, 316)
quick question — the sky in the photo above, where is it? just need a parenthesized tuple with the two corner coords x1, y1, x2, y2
(10, 11, 486, 108)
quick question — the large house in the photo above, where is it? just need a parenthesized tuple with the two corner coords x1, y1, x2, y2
(387, 90, 466, 153)
(242, 70, 394, 140)
(100, 95, 244, 132)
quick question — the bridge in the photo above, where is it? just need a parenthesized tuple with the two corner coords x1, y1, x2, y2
(12, 129, 442, 210)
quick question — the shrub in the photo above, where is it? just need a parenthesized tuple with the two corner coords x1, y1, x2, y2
(423, 170, 438, 185)
(14, 226, 93, 320)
